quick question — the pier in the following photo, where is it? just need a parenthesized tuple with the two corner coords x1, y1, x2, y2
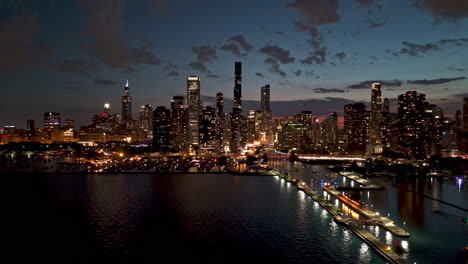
(335, 170, 385, 190)
(272, 170, 407, 264)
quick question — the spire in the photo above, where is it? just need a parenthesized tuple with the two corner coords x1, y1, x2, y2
(125, 80, 129, 87)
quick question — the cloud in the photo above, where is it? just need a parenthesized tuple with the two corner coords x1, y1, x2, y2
(94, 78, 116, 85)
(295, 70, 302, 76)
(450, 92, 468, 98)
(55, 59, 91, 76)
(220, 43, 245, 57)
(334, 52, 346, 61)
(229, 35, 253, 52)
(355, 0, 375, 7)
(142, 37, 155, 49)
(313, 88, 347, 93)
(285, 0, 340, 25)
(407, 77, 466, 85)
(263, 57, 286, 77)
(80, 0, 160, 69)
(189, 45, 218, 72)
(301, 47, 327, 65)
(258, 44, 295, 64)
(167, 70, 179, 76)
(348, 80, 402, 89)
(387, 38, 468, 57)
(207, 74, 220, 78)
(413, 0, 468, 23)
(274, 31, 285, 35)
(256, 72, 264, 77)
(364, 19, 386, 28)
(0, 12, 39, 42)
(448, 67, 464, 72)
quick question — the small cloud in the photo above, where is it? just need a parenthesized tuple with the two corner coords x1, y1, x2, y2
(207, 74, 220, 78)
(167, 70, 179, 76)
(295, 70, 302, 76)
(313, 88, 347, 93)
(348, 80, 402, 89)
(413, 0, 468, 23)
(256, 72, 264, 77)
(448, 67, 464, 72)
(258, 44, 295, 64)
(407, 77, 466, 85)
(189, 45, 218, 72)
(94, 78, 116, 85)
(364, 19, 386, 28)
(334, 52, 346, 61)
(285, 0, 340, 25)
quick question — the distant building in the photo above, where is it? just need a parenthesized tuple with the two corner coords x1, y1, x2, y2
(138, 104, 153, 141)
(199, 106, 217, 153)
(121, 80, 133, 131)
(170, 96, 188, 153)
(367, 83, 383, 155)
(187, 76, 201, 153)
(464, 97, 468, 133)
(231, 62, 243, 153)
(344, 103, 368, 155)
(153, 106, 171, 152)
(321, 112, 338, 153)
(381, 98, 391, 151)
(260, 84, 273, 144)
(26, 119, 36, 139)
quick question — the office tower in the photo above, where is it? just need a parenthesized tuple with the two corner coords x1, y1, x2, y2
(441, 118, 459, 156)
(344, 103, 368, 155)
(199, 106, 217, 153)
(312, 117, 320, 149)
(187, 76, 201, 153)
(245, 110, 258, 144)
(464, 98, 468, 132)
(65, 119, 75, 130)
(427, 104, 443, 156)
(170, 96, 187, 152)
(26, 119, 36, 139)
(44, 112, 60, 131)
(398, 91, 427, 159)
(295, 111, 313, 153)
(368, 83, 383, 155)
(381, 98, 391, 151)
(321, 112, 338, 153)
(139, 104, 153, 140)
(121, 80, 133, 131)
(231, 62, 243, 153)
(260, 84, 273, 144)
(153, 106, 171, 152)
(216, 92, 225, 152)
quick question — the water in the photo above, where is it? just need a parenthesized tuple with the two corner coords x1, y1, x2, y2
(0, 172, 387, 263)
(273, 162, 468, 264)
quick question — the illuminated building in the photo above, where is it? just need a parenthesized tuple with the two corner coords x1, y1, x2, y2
(170, 96, 188, 152)
(65, 119, 75, 130)
(367, 83, 383, 155)
(344, 103, 368, 155)
(138, 104, 153, 141)
(231, 62, 243, 153)
(44, 112, 61, 131)
(187, 76, 201, 153)
(216, 92, 225, 152)
(397, 91, 428, 159)
(121, 80, 133, 131)
(104, 103, 110, 115)
(295, 111, 313, 153)
(199, 106, 217, 153)
(381, 98, 391, 151)
(260, 84, 273, 144)
(153, 106, 171, 152)
(320, 112, 338, 153)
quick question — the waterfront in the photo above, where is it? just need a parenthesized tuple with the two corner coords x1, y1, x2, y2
(271, 162, 467, 264)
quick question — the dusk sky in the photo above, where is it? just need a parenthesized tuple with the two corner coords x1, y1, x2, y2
(1, 0, 467, 127)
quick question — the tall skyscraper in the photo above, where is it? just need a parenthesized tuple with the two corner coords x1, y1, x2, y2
(187, 76, 201, 153)
(398, 91, 428, 159)
(153, 106, 171, 152)
(368, 83, 383, 155)
(27, 119, 36, 139)
(381, 98, 391, 151)
(104, 103, 110, 115)
(121, 80, 133, 130)
(464, 97, 468, 133)
(44, 112, 61, 131)
(231, 62, 243, 153)
(344, 103, 368, 155)
(216, 92, 224, 152)
(199, 106, 217, 153)
(321, 112, 338, 153)
(260, 84, 273, 143)
(170, 96, 188, 153)
(139, 104, 153, 140)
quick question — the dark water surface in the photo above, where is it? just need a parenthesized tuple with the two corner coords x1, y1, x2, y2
(1, 171, 388, 263)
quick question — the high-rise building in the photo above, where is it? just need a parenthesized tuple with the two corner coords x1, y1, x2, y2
(187, 76, 201, 153)
(216, 92, 225, 152)
(121, 80, 133, 131)
(26, 119, 36, 139)
(464, 97, 468, 133)
(295, 111, 313, 153)
(398, 91, 428, 159)
(231, 62, 243, 153)
(199, 106, 217, 153)
(381, 98, 391, 151)
(260, 84, 273, 144)
(65, 119, 75, 130)
(321, 112, 338, 153)
(368, 83, 383, 155)
(44, 112, 61, 131)
(104, 103, 110, 115)
(153, 106, 171, 152)
(344, 103, 368, 155)
(139, 104, 153, 140)
(170, 96, 187, 153)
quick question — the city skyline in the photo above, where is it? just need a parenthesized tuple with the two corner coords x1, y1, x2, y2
(1, 0, 467, 127)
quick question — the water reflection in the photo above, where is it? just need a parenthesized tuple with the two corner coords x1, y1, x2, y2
(359, 243, 371, 263)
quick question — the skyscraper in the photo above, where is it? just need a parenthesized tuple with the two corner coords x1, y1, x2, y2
(368, 83, 383, 155)
(121, 80, 133, 131)
(44, 112, 61, 131)
(216, 92, 224, 152)
(231, 62, 243, 153)
(27, 119, 36, 139)
(260, 84, 273, 143)
(187, 76, 201, 153)
(321, 112, 338, 153)
(344, 103, 368, 155)
(398, 91, 427, 159)
(139, 104, 153, 140)
(170, 96, 188, 153)
(153, 106, 171, 152)
(381, 98, 391, 151)
(464, 97, 468, 133)
(199, 106, 217, 153)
